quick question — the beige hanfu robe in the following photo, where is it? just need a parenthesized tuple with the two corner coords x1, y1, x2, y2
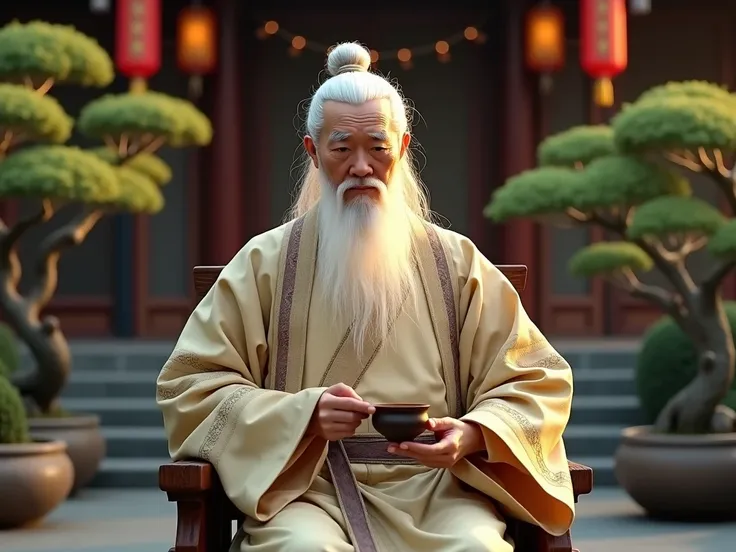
(157, 207, 575, 552)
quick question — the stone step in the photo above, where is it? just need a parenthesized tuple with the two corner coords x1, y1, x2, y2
(90, 457, 166, 489)
(22, 339, 640, 375)
(89, 455, 618, 489)
(100, 424, 625, 459)
(62, 367, 637, 399)
(103, 426, 170, 458)
(568, 395, 644, 425)
(571, 456, 617, 487)
(563, 424, 625, 457)
(63, 371, 157, 399)
(558, 350, 637, 371)
(572, 368, 636, 396)
(61, 398, 165, 426)
(63, 394, 643, 427)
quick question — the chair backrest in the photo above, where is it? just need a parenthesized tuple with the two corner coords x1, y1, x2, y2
(193, 264, 527, 300)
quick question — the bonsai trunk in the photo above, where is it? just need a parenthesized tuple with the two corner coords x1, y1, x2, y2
(654, 294, 736, 434)
(0, 208, 103, 415)
(4, 306, 70, 416)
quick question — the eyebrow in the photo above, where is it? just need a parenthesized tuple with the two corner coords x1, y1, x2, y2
(328, 130, 352, 143)
(326, 130, 390, 143)
(368, 130, 389, 141)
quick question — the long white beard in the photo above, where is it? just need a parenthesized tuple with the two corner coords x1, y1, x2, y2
(317, 169, 416, 357)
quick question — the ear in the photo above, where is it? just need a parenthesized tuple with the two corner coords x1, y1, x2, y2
(304, 135, 319, 168)
(399, 133, 411, 158)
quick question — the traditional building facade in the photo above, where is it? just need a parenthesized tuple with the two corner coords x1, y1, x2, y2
(0, 0, 732, 339)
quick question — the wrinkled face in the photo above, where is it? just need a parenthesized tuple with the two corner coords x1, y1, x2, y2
(305, 99, 410, 203)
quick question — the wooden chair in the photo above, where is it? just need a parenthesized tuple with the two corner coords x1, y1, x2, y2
(159, 265, 594, 552)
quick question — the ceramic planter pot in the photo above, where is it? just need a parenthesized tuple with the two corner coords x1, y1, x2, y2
(29, 414, 106, 494)
(0, 439, 73, 528)
(615, 425, 736, 520)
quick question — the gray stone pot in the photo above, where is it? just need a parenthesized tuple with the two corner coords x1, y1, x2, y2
(615, 425, 736, 520)
(29, 414, 106, 494)
(0, 439, 74, 528)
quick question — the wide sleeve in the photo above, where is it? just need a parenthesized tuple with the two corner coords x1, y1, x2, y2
(156, 235, 328, 522)
(448, 241, 575, 536)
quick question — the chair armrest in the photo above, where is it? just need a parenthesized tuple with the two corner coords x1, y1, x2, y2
(159, 460, 233, 552)
(159, 460, 216, 494)
(568, 461, 594, 501)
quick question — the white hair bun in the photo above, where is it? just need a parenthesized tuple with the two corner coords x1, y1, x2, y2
(326, 42, 371, 77)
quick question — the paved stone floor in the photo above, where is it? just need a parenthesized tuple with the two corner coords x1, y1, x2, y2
(3, 488, 735, 552)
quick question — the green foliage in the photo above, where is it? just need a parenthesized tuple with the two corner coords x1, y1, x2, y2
(90, 148, 173, 186)
(613, 96, 736, 153)
(577, 155, 690, 211)
(636, 303, 736, 424)
(78, 92, 213, 147)
(627, 196, 726, 240)
(538, 125, 616, 167)
(125, 154, 173, 186)
(569, 241, 653, 277)
(0, 145, 119, 203)
(0, 84, 72, 143)
(0, 323, 19, 378)
(635, 80, 736, 105)
(113, 166, 164, 214)
(708, 219, 736, 259)
(485, 167, 581, 222)
(0, 20, 112, 86)
(0, 21, 70, 83)
(0, 374, 30, 444)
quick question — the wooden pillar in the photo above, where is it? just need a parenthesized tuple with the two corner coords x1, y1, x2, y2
(206, 0, 244, 264)
(501, 0, 539, 320)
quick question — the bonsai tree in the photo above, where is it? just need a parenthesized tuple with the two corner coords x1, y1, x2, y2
(0, 21, 212, 415)
(0, 374, 30, 445)
(486, 80, 736, 435)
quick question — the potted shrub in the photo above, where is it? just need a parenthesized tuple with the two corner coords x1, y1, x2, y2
(0, 323, 18, 380)
(486, 80, 736, 519)
(0, 373, 73, 528)
(0, 20, 212, 493)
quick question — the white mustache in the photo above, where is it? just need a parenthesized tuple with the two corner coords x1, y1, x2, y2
(337, 178, 386, 200)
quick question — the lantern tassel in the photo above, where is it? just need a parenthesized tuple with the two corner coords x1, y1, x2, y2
(188, 76, 203, 99)
(593, 77, 614, 107)
(130, 77, 148, 94)
(539, 73, 554, 95)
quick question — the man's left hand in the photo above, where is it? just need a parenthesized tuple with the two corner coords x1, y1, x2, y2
(387, 417, 485, 468)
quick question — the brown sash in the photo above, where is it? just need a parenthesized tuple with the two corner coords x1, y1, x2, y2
(270, 210, 461, 552)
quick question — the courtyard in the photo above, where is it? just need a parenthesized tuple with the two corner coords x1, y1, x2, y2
(3, 488, 735, 552)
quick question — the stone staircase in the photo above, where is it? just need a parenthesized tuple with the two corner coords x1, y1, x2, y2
(51, 339, 644, 488)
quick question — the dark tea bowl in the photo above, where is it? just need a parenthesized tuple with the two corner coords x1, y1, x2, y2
(372, 403, 430, 443)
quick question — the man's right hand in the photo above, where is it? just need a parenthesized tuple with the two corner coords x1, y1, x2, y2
(307, 383, 375, 441)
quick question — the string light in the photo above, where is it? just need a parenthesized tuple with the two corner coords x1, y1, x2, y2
(464, 26, 479, 40)
(397, 48, 412, 70)
(435, 40, 450, 63)
(255, 21, 487, 67)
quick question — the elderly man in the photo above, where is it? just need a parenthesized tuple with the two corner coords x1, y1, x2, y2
(157, 42, 575, 552)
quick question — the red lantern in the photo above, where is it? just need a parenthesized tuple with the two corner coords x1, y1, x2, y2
(525, 4, 565, 74)
(115, 0, 162, 92)
(176, 7, 217, 75)
(580, 0, 628, 107)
